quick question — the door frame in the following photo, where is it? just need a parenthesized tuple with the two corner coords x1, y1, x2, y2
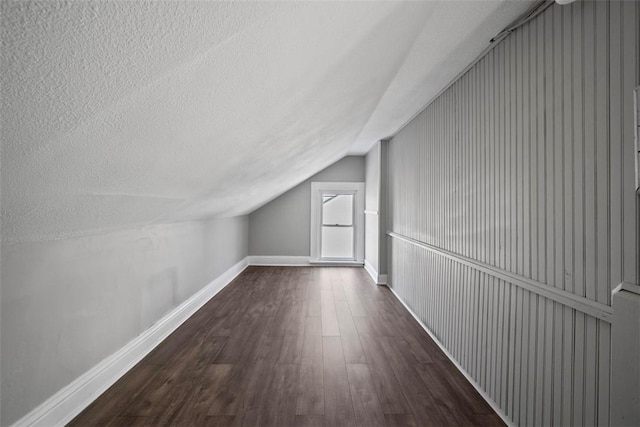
(310, 181, 365, 264)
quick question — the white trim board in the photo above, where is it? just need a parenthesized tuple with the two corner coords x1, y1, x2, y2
(364, 259, 387, 285)
(11, 257, 249, 427)
(248, 256, 311, 266)
(309, 260, 364, 267)
(388, 231, 613, 322)
(612, 281, 640, 296)
(385, 285, 515, 427)
(248, 256, 364, 267)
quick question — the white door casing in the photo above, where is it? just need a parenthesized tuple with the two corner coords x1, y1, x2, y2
(310, 182, 364, 264)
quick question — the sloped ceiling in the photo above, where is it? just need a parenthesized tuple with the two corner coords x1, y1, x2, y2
(1, 0, 532, 244)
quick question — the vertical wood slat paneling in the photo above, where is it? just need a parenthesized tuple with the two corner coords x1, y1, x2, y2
(388, 0, 619, 303)
(386, 1, 637, 426)
(389, 237, 611, 426)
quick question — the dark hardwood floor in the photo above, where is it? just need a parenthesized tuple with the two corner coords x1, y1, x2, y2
(69, 266, 504, 426)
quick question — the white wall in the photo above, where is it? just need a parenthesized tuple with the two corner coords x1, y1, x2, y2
(0, 216, 248, 426)
(386, 1, 639, 426)
(248, 156, 365, 257)
(364, 141, 388, 279)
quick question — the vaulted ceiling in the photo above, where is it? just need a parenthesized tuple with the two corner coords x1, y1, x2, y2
(1, 0, 532, 244)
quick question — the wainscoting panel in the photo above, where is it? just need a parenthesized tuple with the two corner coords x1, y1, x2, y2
(389, 236, 610, 426)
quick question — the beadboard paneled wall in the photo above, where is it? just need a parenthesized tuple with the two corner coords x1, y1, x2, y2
(386, 1, 639, 425)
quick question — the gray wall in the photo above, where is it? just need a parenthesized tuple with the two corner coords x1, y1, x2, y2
(386, 1, 639, 426)
(249, 156, 365, 256)
(379, 141, 388, 275)
(1, 216, 249, 425)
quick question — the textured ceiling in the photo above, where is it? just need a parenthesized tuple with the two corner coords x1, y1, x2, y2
(1, 0, 532, 244)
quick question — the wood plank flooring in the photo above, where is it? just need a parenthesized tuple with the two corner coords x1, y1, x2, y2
(69, 266, 504, 426)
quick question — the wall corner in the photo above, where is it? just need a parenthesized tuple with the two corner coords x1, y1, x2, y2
(610, 283, 640, 426)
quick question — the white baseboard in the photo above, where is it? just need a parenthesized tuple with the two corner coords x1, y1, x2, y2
(363, 259, 377, 281)
(11, 257, 249, 427)
(248, 256, 365, 267)
(248, 255, 311, 266)
(364, 259, 387, 285)
(385, 285, 514, 427)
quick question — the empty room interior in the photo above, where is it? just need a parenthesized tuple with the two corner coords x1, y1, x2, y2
(1, 0, 639, 426)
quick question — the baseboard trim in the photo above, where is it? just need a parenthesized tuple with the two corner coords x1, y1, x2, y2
(364, 259, 387, 285)
(364, 259, 377, 282)
(309, 260, 364, 267)
(386, 284, 515, 427)
(11, 257, 249, 427)
(248, 255, 311, 266)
